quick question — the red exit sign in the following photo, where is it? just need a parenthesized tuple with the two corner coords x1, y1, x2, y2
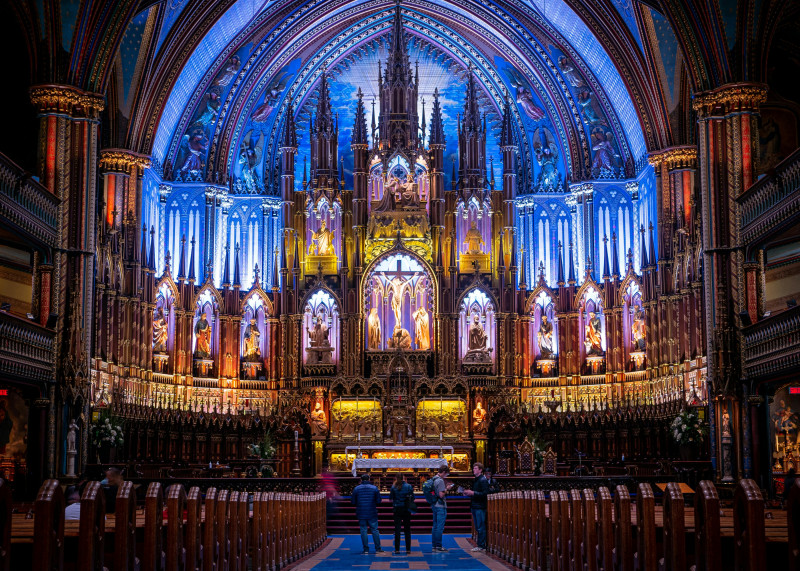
(789, 387, 800, 395)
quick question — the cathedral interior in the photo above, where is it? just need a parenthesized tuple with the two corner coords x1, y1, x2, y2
(0, 0, 799, 502)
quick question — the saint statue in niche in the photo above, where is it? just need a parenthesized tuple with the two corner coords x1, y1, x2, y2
(584, 311, 603, 356)
(473, 401, 487, 432)
(373, 176, 399, 212)
(194, 312, 212, 358)
(381, 271, 419, 327)
(242, 318, 261, 361)
(464, 221, 484, 254)
(413, 306, 430, 350)
(311, 401, 328, 437)
(153, 308, 168, 353)
(399, 174, 421, 209)
(631, 308, 646, 351)
(464, 314, 492, 363)
(367, 308, 381, 350)
(307, 315, 330, 347)
(537, 314, 554, 359)
(309, 219, 335, 256)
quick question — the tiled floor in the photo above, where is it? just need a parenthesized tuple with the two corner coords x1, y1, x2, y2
(288, 534, 516, 571)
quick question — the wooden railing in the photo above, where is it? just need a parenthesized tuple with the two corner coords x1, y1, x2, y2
(6, 478, 326, 571)
(738, 147, 800, 245)
(0, 311, 55, 384)
(488, 479, 776, 570)
(741, 305, 800, 380)
(0, 152, 59, 247)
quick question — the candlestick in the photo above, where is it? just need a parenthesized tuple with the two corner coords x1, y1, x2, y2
(439, 432, 442, 441)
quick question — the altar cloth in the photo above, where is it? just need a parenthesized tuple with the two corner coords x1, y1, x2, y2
(350, 457, 450, 476)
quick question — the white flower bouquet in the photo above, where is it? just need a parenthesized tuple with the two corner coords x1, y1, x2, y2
(670, 409, 707, 446)
(91, 415, 125, 448)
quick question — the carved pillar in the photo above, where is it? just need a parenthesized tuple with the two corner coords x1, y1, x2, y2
(694, 82, 767, 478)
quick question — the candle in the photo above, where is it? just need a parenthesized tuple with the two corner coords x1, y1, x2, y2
(358, 433, 361, 442)
(294, 430, 298, 442)
(440, 432, 443, 441)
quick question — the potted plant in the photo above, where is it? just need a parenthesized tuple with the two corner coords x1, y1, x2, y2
(248, 430, 277, 476)
(91, 413, 125, 463)
(671, 409, 707, 460)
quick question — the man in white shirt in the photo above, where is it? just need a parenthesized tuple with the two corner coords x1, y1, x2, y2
(64, 488, 81, 520)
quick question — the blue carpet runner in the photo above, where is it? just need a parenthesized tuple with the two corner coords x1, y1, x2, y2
(288, 534, 516, 570)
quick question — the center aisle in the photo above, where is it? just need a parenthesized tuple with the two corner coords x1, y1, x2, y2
(288, 534, 516, 571)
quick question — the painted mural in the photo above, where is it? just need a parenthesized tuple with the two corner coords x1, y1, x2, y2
(0, 387, 28, 481)
(771, 385, 800, 491)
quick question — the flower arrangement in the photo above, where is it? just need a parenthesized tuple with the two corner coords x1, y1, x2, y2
(525, 429, 550, 474)
(671, 409, 707, 446)
(91, 414, 125, 448)
(248, 431, 276, 459)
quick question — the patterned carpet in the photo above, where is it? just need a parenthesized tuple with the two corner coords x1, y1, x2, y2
(287, 534, 517, 571)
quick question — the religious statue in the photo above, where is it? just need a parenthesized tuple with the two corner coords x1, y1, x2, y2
(194, 312, 212, 358)
(373, 176, 399, 212)
(584, 311, 603, 356)
(242, 318, 261, 361)
(153, 308, 168, 353)
(311, 401, 328, 437)
(632, 308, 646, 351)
(534, 127, 560, 190)
(722, 411, 732, 439)
(309, 219, 335, 256)
(413, 306, 430, 350)
(464, 314, 492, 363)
(66, 419, 78, 453)
(381, 271, 419, 327)
(307, 315, 330, 347)
(537, 314, 554, 359)
(399, 174, 421, 209)
(367, 308, 381, 350)
(388, 325, 412, 349)
(473, 401, 487, 432)
(464, 221, 484, 254)
(591, 127, 617, 173)
(237, 131, 263, 194)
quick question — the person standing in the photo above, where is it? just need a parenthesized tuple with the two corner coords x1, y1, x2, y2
(431, 465, 451, 552)
(351, 474, 383, 554)
(463, 462, 489, 552)
(389, 473, 415, 554)
(484, 468, 498, 494)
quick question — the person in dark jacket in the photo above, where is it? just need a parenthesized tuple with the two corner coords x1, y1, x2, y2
(463, 462, 490, 551)
(351, 474, 383, 553)
(484, 469, 499, 494)
(388, 473, 415, 554)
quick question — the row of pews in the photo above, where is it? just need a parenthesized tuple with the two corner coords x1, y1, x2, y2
(0, 478, 326, 571)
(486, 479, 777, 571)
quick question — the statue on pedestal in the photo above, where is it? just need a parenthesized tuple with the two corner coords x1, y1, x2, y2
(631, 308, 646, 351)
(464, 314, 492, 363)
(309, 219, 335, 256)
(66, 419, 78, 477)
(242, 318, 261, 361)
(537, 314, 554, 359)
(367, 308, 381, 350)
(388, 325, 412, 349)
(473, 401, 487, 432)
(413, 306, 430, 350)
(584, 311, 603, 356)
(194, 312, 212, 359)
(306, 315, 334, 364)
(464, 221, 484, 254)
(311, 402, 328, 437)
(153, 308, 168, 353)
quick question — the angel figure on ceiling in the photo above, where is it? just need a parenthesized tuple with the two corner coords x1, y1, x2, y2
(506, 67, 545, 122)
(238, 130, 264, 193)
(251, 69, 294, 123)
(533, 127, 560, 190)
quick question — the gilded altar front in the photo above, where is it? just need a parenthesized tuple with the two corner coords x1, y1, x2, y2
(330, 398, 383, 440)
(415, 399, 467, 439)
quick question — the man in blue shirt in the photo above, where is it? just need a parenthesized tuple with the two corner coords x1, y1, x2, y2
(351, 474, 383, 553)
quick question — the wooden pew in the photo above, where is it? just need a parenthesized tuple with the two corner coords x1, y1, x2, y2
(203, 487, 217, 571)
(235, 492, 248, 571)
(734, 479, 765, 571)
(228, 492, 240, 571)
(596, 487, 614, 571)
(186, 487, 202, 571)
(251, 492, 263, 571)
(659, 481, 685, 571)
(143, 482, 166, 571)
(32, 479, 64, 571)
(0, 479, 11, 571)
(215, 489, 230, 571)
(614, 485, 634, 571)
(520, 491, 532, 571)
(549, 490, 569, 571)
(634, 483, 657, 571)
(570, 489, 584, 571)
(77, 481, 106, 571)
(788, 478, 800, 571)
(533, 490, 547, 571)
(692, 480, 720, 571)
(166, 484, 186, 571)
(114, 480, 139, 571)
(582, 488, 598, 571)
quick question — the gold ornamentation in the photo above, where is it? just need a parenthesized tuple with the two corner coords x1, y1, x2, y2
(29, 84, 105, 116)
(647, 146, 698, 171)
(99, 149, 151, 174)
(692, 83, 768, 116)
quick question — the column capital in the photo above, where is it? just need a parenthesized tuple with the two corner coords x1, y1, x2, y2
(29, 84, 105, 117)
(692, 82, 767, 117)
(647, 145, 698, 171)
(99, 148, 151, 174)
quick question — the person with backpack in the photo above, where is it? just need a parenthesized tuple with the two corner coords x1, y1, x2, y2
(351, 474, 383, 554)
(462, 462, 490, 551)
(424, 465, 451, 552)
(388, 473, 415, 554)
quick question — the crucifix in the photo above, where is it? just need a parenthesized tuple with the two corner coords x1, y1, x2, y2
(380, 258, 420, 327)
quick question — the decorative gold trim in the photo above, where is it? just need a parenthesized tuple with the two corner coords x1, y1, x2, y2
(99, 149, 151, 174)
(692, 83, 768, 117)
(29, 84, 105, 116)
(647, 146, 698, 171)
